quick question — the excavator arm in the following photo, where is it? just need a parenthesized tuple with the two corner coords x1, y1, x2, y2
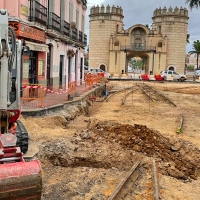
(0, 9, 42, 200)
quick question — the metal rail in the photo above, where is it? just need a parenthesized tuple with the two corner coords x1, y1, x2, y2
(108, 159, 160, 200)
(108, 161, 141, 200)
(106, 86, 134, 102)
(121, 88, 138, 105)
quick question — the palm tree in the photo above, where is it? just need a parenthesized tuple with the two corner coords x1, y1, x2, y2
(189, 40, 200, 69)
(186, 0, 200, 9)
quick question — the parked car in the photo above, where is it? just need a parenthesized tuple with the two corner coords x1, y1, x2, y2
(87, 68, 105, 77)
(160, 70, 187, 81)
(84, 66, 89, 73)
(193, 70, 200, 81)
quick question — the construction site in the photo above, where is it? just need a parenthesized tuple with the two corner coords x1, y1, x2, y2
(19, 80, 200, 200)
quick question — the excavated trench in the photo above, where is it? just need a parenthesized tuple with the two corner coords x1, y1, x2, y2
(38, 121, 200, 181)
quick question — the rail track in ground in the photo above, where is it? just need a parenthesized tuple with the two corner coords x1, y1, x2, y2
(108, 159, 159, 200)
(105, 82, 184, 133)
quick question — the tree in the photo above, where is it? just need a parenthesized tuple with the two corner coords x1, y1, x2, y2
(189, 40, 200, 69)
(186, 0, 200, 9)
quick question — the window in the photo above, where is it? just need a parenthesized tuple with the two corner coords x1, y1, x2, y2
(81, 15, 85, 33)
(116, 24, 119, 33)
(158, 26, 161, 34)
(158, 42, 162, 47)
(76, 9, 79, 30)
(69, 1, 73, 23)
(115, 52, 117, 65)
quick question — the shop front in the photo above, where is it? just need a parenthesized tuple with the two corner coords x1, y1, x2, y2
(9, 21, 49, 85)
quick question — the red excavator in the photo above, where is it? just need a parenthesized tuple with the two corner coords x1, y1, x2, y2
(0, 9, 42, 199)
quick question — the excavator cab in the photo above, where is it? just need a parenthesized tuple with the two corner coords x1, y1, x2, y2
(0, 9, 42, 199)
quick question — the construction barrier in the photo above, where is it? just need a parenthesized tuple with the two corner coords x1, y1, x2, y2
(21, 84, 45, 107)
(84, 73, 104, 88)
(21, 76, 104, 109)
(68, 81, 76, 99)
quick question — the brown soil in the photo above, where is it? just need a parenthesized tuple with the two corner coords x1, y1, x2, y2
(20, 81, 200, 200)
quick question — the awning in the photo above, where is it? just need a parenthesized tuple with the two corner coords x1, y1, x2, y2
(25, 41, 49, 52)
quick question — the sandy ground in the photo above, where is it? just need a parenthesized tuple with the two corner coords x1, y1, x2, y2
(20, 81, 200, 200)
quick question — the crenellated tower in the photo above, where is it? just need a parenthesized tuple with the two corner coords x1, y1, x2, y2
(152, 6, 189, 73)
(89, 5, 124, 70)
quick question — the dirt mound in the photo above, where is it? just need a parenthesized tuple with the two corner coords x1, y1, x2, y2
(38, 121, 200, 181)
(90, 122, 200, 180)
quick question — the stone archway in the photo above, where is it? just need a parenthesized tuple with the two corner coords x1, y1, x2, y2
(126, 52, 149, 74)
(167, 65, 176, 71)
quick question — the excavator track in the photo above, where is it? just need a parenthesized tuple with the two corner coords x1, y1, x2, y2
(16, 120, 29, 154)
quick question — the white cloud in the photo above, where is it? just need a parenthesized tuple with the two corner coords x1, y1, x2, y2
(87, 0, 105, 6)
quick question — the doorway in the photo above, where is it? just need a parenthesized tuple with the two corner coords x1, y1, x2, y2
(47, 44, 52, 89)
(29, 51, 37, 84)
(59, 55, 64, 88)
(100, 64, 106, 71)
(68, 57, 71, 83)
(80, 57, 83, 83)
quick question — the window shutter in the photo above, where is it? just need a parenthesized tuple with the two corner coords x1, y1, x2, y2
(81, 15, 84, 33)
(49, 0, 55, 12)
(76, 10, 79, 30)
(69, 1, 73, 23)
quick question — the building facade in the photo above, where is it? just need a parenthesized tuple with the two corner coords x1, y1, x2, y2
(89, 5, 188, 75)
(0, 0, 87, 90)
(186, 54, 200, 69)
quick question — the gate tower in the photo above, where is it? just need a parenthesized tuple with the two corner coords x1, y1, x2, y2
(152, 6, 189, 72)
(89, 5, 124, 71)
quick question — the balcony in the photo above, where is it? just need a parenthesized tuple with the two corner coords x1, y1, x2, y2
(79, 31, 83, 43)
(120, 43, 156, 52)
(82, 0, 87, 9)
(84, 34, 87, 45)
(29, 0, 47, 26)
(72, 28, 78, 40)
(61, 20, 70, 37)
(47, 12, 61, 32)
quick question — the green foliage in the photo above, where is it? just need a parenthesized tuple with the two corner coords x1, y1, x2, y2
(186, 65, 195, 70)
(189, 40, 200, 69)
(136, 60, 143, 68)
(186, 0, 200, 9)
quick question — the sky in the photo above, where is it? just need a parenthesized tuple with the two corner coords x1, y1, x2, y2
(86, 0, 200, 53)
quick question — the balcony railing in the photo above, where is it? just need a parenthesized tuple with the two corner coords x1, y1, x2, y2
(72, 28, 78, 40)
(79, 31, 83, 43)
(29, 0, 47, 26)
(84, 34, 87, 45)
(120, 43, 156, 52)
(47, 12, 61, 32)
(61, 20, 70, 37)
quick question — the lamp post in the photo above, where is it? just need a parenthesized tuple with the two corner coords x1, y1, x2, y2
(124, 39, 128, 74)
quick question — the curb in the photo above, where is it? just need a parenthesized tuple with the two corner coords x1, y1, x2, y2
(21, 85, 104, 117)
